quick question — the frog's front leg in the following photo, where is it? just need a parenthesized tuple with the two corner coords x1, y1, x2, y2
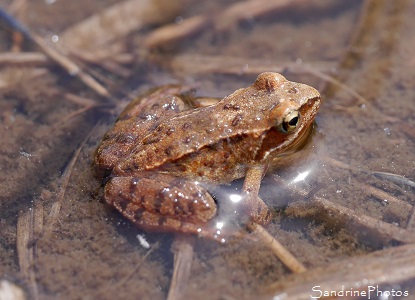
(104, 174, 217, 235)
(242, 165, 271, 224)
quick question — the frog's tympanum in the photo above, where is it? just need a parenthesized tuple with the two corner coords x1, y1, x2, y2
(94, 72, 321, 238)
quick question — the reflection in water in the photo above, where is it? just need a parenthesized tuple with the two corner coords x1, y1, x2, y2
(215, 221, 224, 229)
(229, 194, 242, 203)
(291, 170, 311, 183)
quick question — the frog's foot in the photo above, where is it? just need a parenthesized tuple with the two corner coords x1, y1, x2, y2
(104, 175, 218, 234)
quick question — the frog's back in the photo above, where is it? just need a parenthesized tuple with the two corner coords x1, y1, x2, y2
(114, 73, 303, 177)
(94, 85, 191, 177)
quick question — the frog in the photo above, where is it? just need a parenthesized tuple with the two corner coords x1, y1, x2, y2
(94, 72, 321, 239)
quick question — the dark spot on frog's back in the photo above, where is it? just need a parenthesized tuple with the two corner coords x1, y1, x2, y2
(129, 177, 140, 194)
(115, 133, 135, 144)
(182, 122, 191, 130)
(154, 190, 165, 212)
(143, 136, 161, 145)
(134, 208, 145, 221)
(117, 198, 130, 211)
(158, 217, 167, 226)
(183, 136, 192, 144)
(166, 127, 175, 135)
(164, 146, 174, 156)
(231, 113, 243, 126)
(287, 87, 299, 94)
(223, 103, 240, 110)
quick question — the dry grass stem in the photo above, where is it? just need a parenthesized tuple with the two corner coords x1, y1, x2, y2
(0, 9, 111, 97)
(372, 171, 415, 189)
(166, 54, 367, 105)
(214, 0, 302, 31)
(359, 182, 412, 211)
(406, 206, 415, 231)
(0, 68, 48, 90)
(267, 243, 415, 299)
(0, 52, 48, 65)
(250, 224, 307, 273)
(296, 64, 367, 105)
(60, 0, 181, 52)
(64, 93, 98, 107)
(145, 15, 210, 48)
(18, 31, 110, 98)
(307, 196, 415, 245)
(166, 54, 334, 76)
(145, 0, 306, 48)
(44, 129, 95, 234)
(167, 235, 196, 300)
(97, 245, 156, 298)
(323, 158, 413, 218)
(16, 201, 43, 300)
(273, 174, 415, 245)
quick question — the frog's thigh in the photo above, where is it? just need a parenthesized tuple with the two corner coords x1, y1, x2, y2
(105, 176, 217, 230)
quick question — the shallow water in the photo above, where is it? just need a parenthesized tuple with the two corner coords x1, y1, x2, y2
(1, 0, 415, 299)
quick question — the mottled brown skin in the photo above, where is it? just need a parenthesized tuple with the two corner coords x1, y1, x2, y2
(94, 73, 321, 237)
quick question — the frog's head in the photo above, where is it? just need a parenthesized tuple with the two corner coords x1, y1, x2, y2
(253, 72, 321, 161)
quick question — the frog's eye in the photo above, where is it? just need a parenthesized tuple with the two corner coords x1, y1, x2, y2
(281, 110, 300, 133)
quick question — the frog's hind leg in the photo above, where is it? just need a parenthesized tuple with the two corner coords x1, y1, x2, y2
(104, 175, 218, 236)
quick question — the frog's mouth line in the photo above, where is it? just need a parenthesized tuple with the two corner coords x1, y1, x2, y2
(284, 122, 316, 154)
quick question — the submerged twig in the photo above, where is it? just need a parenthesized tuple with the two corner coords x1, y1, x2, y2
(97, 243, 156, 297)
(250, 224, 306, 273)
(0, 9, 110, 98)
(167, 235, 196, 300)
(406, 206, 415, 231)
(145, 0, 306, 48)
(60, 0, 181, 52)
(0, 52, 48, 65)
(30, 33, 111, 98)
(144, 15, 210, 48)
(267, 243, 415, 299)
(295, 196, 415, 245)
(274, 173, 415, 246)
(16, 200, 43, 300)
(165, 54, 334, 76)
(162, 53, 368, 104)
(372, 171, 415, 189)
(44, 126, 98, 235)
(359, 182, 412, 211)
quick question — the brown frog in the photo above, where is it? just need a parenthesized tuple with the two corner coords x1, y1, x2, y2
(94, 72, 320, 238)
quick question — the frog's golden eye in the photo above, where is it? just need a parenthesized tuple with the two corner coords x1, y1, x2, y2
(281, 110, 300, 133)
